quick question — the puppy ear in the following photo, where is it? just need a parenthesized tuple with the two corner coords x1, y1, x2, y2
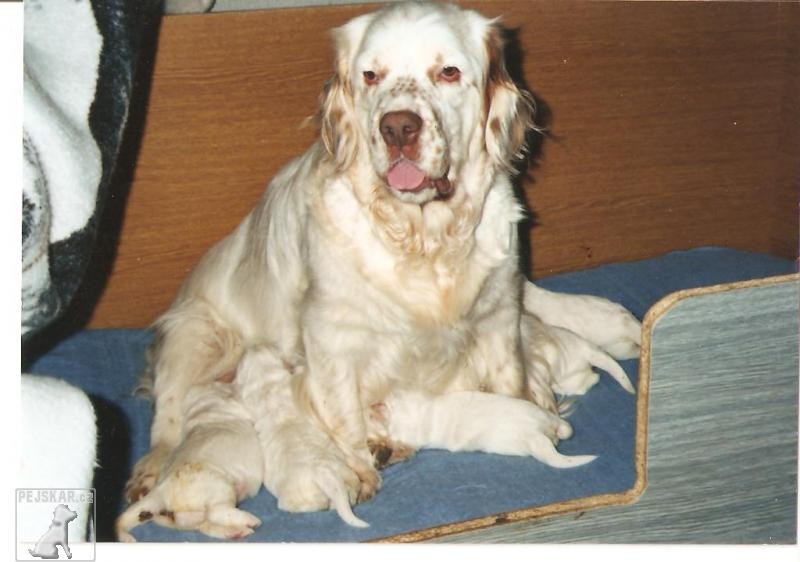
(483, 23, 536, 172)
(317, 14, 373, 170)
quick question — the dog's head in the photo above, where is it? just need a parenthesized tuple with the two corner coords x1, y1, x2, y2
(53, 504, 78, 524)
(318, 2, 535, 205)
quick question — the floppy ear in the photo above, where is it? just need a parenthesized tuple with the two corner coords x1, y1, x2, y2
(318, 13, 373, 170)
(483, 23, 536, 172)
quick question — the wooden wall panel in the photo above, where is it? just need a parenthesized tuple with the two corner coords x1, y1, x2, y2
(83, 1, 799, 328)
(774, 2, 799, 261)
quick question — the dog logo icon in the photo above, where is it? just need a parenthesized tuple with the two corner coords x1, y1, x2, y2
(27, 504, 77, 560)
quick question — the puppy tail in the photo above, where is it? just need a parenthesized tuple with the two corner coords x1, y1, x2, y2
(588, 346, 635, 394)
(532, 437, 596, 469)
(115, 494, 162, 542)
(317, 468, 369, 528)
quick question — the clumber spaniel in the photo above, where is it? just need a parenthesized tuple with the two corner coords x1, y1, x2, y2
(124, 1, 640, 535)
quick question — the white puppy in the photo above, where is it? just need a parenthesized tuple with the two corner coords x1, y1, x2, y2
(370, 390, 596, 469)
(116, 382, 263, 541)
(522, 310, 636, 397)
(234, 347, 369, 528)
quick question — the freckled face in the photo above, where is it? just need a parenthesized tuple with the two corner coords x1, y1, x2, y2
(350, 13, 484, 203)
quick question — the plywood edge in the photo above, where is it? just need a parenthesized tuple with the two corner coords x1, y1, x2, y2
(640, 273, 800, 334)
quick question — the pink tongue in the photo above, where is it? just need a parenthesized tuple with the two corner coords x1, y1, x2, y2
(387, 160, 426, 191)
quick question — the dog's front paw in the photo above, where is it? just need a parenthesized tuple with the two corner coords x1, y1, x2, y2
(368, 437, 416, 468)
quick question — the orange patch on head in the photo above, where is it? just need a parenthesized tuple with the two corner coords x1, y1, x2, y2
(489, 117, 501, 135)
(482, 23, 535, 167)
(426, 54, 444, 83)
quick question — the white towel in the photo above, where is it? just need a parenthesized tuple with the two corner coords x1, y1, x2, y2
(19, 375, 97, 542)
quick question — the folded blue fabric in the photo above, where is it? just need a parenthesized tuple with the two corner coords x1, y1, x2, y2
(26, 247, 795, 542)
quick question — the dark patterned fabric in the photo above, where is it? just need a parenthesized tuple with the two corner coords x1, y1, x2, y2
(21, 0, 160, 339)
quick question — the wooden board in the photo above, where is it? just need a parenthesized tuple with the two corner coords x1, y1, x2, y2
(77, 1, 799, 328)
(426, 274, 799, 543)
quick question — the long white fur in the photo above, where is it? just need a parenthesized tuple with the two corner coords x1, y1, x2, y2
(126, 1, 641, 517)
(522, 311, 637, 396)
(116, 383, 262, 541)
(234, 346, 369, 528)
(373, 390, 596, 469)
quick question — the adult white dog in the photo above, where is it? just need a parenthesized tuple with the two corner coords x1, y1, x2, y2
(125, 0, 640, 523)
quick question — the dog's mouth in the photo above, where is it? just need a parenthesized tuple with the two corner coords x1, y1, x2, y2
(384, 159, 453, 198)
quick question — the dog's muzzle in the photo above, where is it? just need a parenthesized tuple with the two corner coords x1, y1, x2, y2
(379, 110, 453, 198)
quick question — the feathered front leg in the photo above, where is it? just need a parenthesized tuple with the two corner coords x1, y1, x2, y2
(303, 331, 381, 503)
(467, 274, 558, 414)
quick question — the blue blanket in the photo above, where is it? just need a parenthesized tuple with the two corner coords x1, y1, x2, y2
(25, 247, 795, 542)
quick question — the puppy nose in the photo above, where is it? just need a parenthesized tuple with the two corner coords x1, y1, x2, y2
(380, 110, 422, 148)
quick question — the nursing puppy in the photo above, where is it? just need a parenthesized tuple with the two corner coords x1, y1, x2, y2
(127, 1, 640, 513)
(370, 390, 596, 469)
(234, 347, 369, 528)
(116, 382, 262, 541)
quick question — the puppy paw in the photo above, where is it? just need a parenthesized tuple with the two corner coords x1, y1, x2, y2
(207, 506, 262, 529)
(552, 368, 601, 396)
(176, 507, 261, 540)
(517, 404, 596, 469)
(564, 295, 642, 360)
(534, 322, 635, 395)
(125, 446, 170, 503)
(198, 521, 257, 540)
(525, 369, 559, 414)
(274, 460, 369, 528)
(524, 283, 642, 361)
(596, 304, 642, 360)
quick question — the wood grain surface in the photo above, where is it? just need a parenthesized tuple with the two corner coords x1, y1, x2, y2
(426, 274, 799, 543)
(79, 1, 799, 328)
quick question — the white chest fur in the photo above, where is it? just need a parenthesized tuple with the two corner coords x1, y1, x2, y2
(312, 176, 520, 327)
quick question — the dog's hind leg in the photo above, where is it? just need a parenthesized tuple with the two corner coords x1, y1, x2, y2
(115, 493, 165, 542)
(125, 300, 243, 503)
(203, 506, 262, 538)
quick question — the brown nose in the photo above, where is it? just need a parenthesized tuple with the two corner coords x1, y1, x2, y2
(380, 110, 422, 148)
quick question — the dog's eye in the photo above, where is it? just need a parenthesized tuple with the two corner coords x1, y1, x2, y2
(363, 70, 380, 86)
(439, 66, 461, 83)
